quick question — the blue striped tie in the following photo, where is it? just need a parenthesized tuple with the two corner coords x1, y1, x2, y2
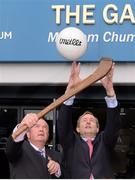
(37, 150, 44, 157)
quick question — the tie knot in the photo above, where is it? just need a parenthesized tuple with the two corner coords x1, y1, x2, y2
(37, 150, 45, 157)
(87, 139, 93, 145)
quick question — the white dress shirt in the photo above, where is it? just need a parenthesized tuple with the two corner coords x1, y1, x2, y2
(64, 95, 118, 108)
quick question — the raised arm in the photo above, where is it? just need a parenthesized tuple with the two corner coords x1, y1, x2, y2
(65, 61, 81, 94)
(101, 62, 116, 98)
(57, 62, 81, 148)
(101, 63, 121, 148)
(5, 113, 38, 162)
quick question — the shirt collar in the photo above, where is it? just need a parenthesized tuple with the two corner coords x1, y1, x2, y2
(82, 137, 95, 142)
(29, 141, 45, 152)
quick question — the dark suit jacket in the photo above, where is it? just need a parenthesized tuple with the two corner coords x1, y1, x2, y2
(57, 104, 120, 179)
(5, 136, 62, 179)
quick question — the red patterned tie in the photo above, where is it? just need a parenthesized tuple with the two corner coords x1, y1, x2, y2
(87, 139, 93, 158)
(87, 139, 94, 179)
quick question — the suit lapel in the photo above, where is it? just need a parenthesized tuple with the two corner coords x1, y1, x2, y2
(24, 141, 50, 178)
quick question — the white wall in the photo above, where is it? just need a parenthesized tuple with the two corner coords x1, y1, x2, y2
(0, 62, 134, 84)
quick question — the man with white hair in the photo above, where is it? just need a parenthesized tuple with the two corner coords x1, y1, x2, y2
(6, 114, 62, 178)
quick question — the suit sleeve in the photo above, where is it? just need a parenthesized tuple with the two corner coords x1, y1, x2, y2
(57, 104, 75, 149)
(5, 135, 23, 163)
(103, 104, 121, 148)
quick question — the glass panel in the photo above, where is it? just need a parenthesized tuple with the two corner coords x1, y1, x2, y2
(0, 108, 18, 137)
(0, 108, 18, 149)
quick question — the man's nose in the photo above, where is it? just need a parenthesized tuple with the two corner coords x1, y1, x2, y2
(86, 121, 91, 125)
(39, 127, 44, 131)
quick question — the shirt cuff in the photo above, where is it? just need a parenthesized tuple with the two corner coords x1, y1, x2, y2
(105, 96, 118, 108)
(13, 124, 27, 142)
(63, 96, 75, 106)
(55, 164, 61, 177)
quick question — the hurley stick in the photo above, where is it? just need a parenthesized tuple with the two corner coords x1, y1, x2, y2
(12, 57, 113, 139)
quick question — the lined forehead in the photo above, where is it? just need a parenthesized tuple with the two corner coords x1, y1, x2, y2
(37, 118, 49, 127)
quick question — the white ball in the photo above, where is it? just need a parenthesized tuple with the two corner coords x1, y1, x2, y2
(56, 27, 87, 61)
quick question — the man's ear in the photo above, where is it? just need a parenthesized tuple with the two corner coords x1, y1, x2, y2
(76, 127, 80, 133)
(96, 128, 99, 133)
